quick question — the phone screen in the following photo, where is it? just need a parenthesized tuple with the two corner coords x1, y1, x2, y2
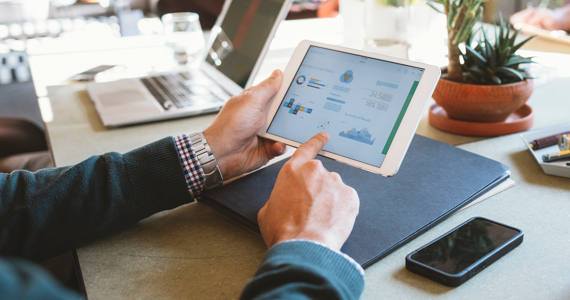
(410, 218, 521, 275)
(266, 46, 424, 168)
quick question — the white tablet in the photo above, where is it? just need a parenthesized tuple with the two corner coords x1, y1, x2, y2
(258, 40, 441, 177)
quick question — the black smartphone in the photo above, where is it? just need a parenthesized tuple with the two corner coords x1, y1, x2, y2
(68, 65, 116, 82)
(406, 217, 523, 287)
(38, 249, 87, 298)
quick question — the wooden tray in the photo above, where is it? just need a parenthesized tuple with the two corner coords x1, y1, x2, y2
(429, 104, 534, 137)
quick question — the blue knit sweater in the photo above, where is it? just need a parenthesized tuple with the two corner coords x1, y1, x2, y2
(0, 137, 364, 299)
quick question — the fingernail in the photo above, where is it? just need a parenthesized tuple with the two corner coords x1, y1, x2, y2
(277, 143, 284, 153)
(271, 69, 281, 77)
(319, 132, 330, 139)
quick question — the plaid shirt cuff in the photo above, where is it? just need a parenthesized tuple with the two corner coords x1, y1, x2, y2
(174, 134, 206, 197)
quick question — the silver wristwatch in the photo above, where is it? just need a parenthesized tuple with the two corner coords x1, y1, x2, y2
(189, 131, 223, 190)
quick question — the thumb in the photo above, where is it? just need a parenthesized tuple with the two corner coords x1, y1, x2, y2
(242, 69, 283, 105)
(257, 205, 267, 228)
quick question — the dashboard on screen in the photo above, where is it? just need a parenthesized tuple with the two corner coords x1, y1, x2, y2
(267, 46, 425, 168)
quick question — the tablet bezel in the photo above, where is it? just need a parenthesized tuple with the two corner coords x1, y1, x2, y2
(257, 40, 441, 177)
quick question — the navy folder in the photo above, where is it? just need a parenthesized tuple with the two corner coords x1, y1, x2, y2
(200, 135, 510, 268)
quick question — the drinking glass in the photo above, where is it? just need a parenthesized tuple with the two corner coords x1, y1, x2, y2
(161, 12, 205, 64)
(364, 0, 411, 46)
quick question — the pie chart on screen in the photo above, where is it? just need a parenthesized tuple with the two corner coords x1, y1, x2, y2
(340, 70, 354, 83)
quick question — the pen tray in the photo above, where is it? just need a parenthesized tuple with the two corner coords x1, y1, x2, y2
(520, 122, 570, 179)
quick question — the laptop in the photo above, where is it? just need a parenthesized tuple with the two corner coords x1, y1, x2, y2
(87, 0, 292, 127)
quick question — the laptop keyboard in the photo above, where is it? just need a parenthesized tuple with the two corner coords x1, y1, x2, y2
(140, 73, 226, 110)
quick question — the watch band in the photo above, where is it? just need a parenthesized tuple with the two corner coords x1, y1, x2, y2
(189, 131, 223, 190)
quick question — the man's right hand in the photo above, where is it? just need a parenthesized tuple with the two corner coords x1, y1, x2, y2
(257, 132, 360, 252)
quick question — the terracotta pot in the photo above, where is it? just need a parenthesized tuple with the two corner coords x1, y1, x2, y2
(432, 73, 534, 123)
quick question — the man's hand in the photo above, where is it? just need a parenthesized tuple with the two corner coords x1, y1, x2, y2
(257, 132, 360, 252)
(203, 70, 286, 180)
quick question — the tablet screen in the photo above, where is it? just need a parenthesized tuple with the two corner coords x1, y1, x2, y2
(267, 46, 425, 168)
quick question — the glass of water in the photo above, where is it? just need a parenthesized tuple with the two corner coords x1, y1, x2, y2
(364, 0, 411, 46)
(161, 12, 205, 64)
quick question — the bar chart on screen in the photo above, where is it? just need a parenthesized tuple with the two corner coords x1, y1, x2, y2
(283, 98, 312, 115)
(307, 78, 326, 89)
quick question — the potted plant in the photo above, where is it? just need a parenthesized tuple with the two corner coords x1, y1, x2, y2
(428, 0, 536, 124)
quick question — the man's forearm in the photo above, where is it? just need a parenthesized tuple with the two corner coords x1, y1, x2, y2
(0, 137, 193, 262)
(240, 241, 364, 300)
(0, 258, 81, 299)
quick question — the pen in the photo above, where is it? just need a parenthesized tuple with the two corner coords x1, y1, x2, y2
(530, 131, 570, 150)
(542, 150, 570, 162)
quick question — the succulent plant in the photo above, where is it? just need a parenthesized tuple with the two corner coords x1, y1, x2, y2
(428, 0, 487, 82)
(461, 17, 536, 85)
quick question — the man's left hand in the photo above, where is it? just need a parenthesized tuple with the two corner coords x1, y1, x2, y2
(203, 70, 286, 180)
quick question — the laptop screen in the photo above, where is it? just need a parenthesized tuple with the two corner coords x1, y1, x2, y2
(205, 0, 286, 88)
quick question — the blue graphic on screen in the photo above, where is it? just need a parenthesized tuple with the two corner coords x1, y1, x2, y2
(283, 99, 312, 115)
(339, 127, 375, 145)
(267, 46, 424, 168)
(340, 70, 353, 83)
(318, 119, 331, 130)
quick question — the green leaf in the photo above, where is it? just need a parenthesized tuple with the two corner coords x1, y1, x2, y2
(427, 1, 444, 14)
(461, 8, 483, 43)
(467, 66, 484, 78)
(465, 45, 487, 65)
(509, 29, 521, 48)
(511, 35, 537, 53)
(499, 17, 511, 53)
(455, 20, 476, 44)
(468, 28, 479, 47)
(482, 29, 496, 66)
(498, 46, 511, 65)
(506, 57, 535, 67)
(496, 66, 525, 81)
(501, 46, 512, 56)
(491, 75, 502, 85)
(494, 23, 500, 49)
(498, 13, 504, 46)
(448, 2, 458, 30)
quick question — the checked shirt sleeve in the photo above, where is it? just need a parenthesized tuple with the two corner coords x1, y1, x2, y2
(174, 134, 206, 197)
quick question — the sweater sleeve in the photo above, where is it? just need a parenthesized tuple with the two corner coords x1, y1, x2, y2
(0, 258, 81, 300)
(240, 241, 365, 300)
(0, 137, 193, 262)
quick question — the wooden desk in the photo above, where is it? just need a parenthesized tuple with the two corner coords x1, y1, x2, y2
(39, 18, 570, 299)
(45, 69, 570, 300)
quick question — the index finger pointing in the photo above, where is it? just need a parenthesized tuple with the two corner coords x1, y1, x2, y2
(291, 132, 330, 162)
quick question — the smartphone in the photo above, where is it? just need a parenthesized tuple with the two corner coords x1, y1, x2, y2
(68, 65, 116, 82)
(406, 217, 523, 287)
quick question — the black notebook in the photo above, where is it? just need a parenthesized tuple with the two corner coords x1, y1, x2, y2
(200, 135, 510, 268)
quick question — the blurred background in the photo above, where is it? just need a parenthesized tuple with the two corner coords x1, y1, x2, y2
(1, 0, 567, 58)
(0, 0, 561, 25)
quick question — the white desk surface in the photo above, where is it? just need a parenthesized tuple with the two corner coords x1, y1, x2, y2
(36, 17, 570, 299)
